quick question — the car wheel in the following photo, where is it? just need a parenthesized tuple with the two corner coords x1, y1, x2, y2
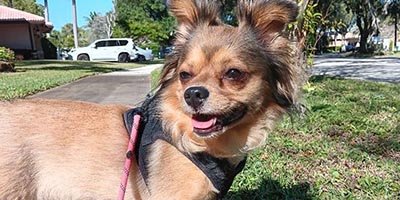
(137, 55, 146, 62)
(118, 53, 130, 63)
(77, 54, 89, 61)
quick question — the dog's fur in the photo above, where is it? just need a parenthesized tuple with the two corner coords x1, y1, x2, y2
(0, 0, 300, 199)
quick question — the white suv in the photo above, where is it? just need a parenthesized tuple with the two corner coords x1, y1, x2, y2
(68, 38, 153, 62)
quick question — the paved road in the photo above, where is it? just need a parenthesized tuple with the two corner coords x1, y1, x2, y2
(30, 64, 162, 106)
(312, 57, 400, 83)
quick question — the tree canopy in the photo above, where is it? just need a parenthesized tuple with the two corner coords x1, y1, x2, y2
(298, 0, 397, 53)
(346, 0, 384, 53)
(113, 0, 175, 51)
(384, 0, 400, 47)
(48, 23, 89, 49)
(8, 0, 393, 54)
(85, 11, 116, 43)
(0, 0, 44, 16)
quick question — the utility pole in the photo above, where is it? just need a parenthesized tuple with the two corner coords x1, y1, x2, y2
(44, 0, 50, 38)
(44, 0, 49, 22)
(72, 0, 79, 48)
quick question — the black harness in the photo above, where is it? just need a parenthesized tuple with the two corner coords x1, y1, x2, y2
(123, 96, 247, 198)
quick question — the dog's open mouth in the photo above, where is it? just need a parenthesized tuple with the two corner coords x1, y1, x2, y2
(191, 105, 247, 137)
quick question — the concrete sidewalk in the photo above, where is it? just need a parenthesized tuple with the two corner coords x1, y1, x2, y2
(30, 64, 162, 106)
(312, 57, 400, 83)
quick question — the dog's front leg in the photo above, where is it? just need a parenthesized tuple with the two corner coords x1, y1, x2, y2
(146, 140, 217, 200)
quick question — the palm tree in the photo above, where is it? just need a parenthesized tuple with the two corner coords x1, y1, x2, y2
(85, 11, 98, 27)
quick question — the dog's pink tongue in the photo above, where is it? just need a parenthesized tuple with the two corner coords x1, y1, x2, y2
(192, 117, 216, 129)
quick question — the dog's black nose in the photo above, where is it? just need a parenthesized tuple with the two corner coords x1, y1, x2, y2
(184, 86, 209, 110)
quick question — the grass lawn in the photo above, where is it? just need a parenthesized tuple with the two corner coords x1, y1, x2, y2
(0, 60, 163, 100)
(150, 67, 162, 90)
(226, 76, 400, 199)
(375, 51, 400, 59)
(150, 69, 399, 199)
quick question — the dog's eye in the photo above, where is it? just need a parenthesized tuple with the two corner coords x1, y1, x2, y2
(224, 68, 244, 81)
(179, 71, 192, 81)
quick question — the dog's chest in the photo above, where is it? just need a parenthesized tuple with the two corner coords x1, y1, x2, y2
(146, 140, 218, 199)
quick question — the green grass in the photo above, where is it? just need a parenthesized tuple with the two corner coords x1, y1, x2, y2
(149, 70, 400, 199)
(375, 51, 400, 59)
(226, 76, 400, 199)
(150, 67, 162, 90)
(0, 60, 162, 100)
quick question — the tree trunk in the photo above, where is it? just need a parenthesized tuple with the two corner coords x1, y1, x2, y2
(295, 0, 311, 52)
(8, 0, 13, 7)
(356, 15, 371, 53)
(359, 31, 369, 53)
(395, 13, 398, 50)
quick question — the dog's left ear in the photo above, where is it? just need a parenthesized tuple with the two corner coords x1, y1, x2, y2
(238, 0, 300, 108)
(168, 0, 222, 44)
(237, 0, 298, 44)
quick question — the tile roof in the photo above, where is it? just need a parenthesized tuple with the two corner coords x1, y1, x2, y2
(0, 5, 45, 23)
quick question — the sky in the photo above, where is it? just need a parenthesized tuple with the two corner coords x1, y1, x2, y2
(36, 0, 113, 30)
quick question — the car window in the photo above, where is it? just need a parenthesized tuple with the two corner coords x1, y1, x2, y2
(106, 40, 118, 47)
(95, 41, 106, 48)
(119, 40, 128, 46)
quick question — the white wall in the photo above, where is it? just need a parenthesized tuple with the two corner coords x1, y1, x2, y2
(0, 23, 32, 50)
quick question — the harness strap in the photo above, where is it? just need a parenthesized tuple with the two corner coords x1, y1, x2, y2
(123, 107, 247, 198)
(118, 114, 141, 200)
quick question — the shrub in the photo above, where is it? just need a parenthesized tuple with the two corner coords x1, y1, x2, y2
(0, 47, 15, 62)
(306, 57, 314, 68)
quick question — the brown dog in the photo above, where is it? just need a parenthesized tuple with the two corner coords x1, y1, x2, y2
(0, 0, 300, 199)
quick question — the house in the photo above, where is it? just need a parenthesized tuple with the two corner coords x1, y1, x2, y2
(0, 5, 53, 59)
(327, 32, 359, 48)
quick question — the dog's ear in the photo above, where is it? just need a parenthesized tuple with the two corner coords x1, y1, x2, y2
(158, 0, 222, 89)
(238, 0, 300, 108)
(237, 0, 298, 44)
(168, 0, 222, 43)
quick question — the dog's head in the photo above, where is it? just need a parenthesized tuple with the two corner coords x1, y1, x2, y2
(158, 0, 300, 157)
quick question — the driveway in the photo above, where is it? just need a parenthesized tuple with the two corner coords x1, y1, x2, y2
(312, 56, 400, 83)
(30, 64, 162, 106)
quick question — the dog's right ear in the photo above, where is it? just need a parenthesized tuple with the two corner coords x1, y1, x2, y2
(168, 0, 222, 44)
(158, 0, 222, 88)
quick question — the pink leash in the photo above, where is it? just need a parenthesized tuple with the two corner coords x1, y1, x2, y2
(118, 114, 141, 200)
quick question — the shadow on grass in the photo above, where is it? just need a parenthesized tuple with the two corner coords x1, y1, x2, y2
(16, 59, 165, 67)
(16, 60, 100, 67)
(225, 179, 312, 200)
(374, 56, 400, 60)
(308, 75, 344, 83)
(351, 131, 400, 162)
(16, 60, 118, 67)
(16, 66, 126, 74)
(15, 60, 164, 74)
(14, 60, 128, 74)
(140, 59, 165, 65)
(324, 124, 400, 162)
